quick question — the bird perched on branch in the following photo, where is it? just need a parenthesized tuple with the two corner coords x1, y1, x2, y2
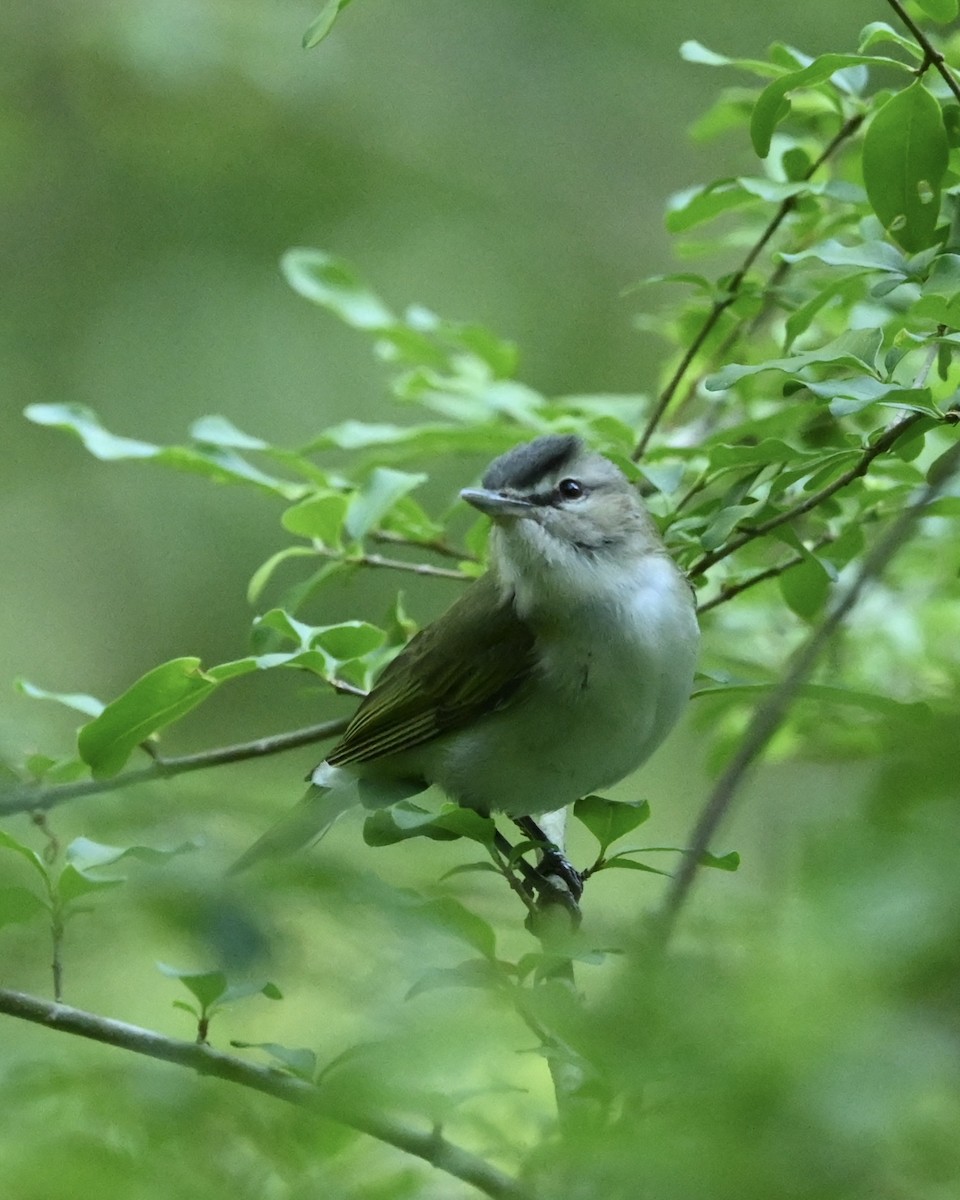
(233, 434, 699, 893)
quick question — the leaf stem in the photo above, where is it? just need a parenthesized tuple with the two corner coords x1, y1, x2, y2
(0, 987, 532, 1200)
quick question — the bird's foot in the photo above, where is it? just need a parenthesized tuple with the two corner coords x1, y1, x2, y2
(536, 847, 584, 904)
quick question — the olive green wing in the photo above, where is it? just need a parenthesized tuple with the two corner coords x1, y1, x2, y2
(327, 573, 537, 766)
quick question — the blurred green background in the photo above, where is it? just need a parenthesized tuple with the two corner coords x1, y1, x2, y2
(8, 2, 954, 1199)
(1, 0, 878, 740)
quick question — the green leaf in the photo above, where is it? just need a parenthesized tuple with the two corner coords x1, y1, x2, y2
(189, 415, 268, 451)
(600, 856, 671, 877)
(345, 468, 428, 541)
(427, 806, 497, 846)
(281, 248, 394, 329)
(418, 897, 497, 960)
(24, 404, 306, 500)
(783, 276, 867, 352)
(406, 958, 507, 1001)
(221, 980, 283, 1004)
(14, 679, 104, 719)
(314, 621, 385, 660)
(862, 82, 949, 253)
(362, 804, 461, 846)
(231, 1042, 317, 1080)
(751, 53, 912, 157)
(858, 22, 924, 59)
(0, 886, 46, 928)
(699, 850, 741, 871)
(24, 402, 157, 459)
(705, 329, 883, 391)
(247, 546, 317, 604)
(0, 830, 47, 879)
(282, 494, 349, 545)
(573, 795, 651, 854)
(438, 861, 502, 882)
(77, 658, 216, 778)
(65, 836, 197, 872)
(157, 963, 229, 1010)
(780, 239, 908, 274)
(915, 254, 960, 328)
(302, 0, 355, 49)
(665, 180, 758, 233)
(678, 40, 782, 78)
(779, 552, 832, 621)
(57, 864, 125, 905)
(915, 0, 958, 21)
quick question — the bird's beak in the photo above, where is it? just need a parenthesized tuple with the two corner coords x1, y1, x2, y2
(460, 488, 535, 520)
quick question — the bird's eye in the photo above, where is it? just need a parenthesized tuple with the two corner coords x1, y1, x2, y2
(557, 478, 584, 500)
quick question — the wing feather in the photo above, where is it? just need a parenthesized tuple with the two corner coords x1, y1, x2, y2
(327, 573, 536, 767)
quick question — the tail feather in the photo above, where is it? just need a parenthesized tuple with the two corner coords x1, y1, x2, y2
(229, 783, 358, 875)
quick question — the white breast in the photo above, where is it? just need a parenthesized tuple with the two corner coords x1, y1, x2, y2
(430, 553, 699, 817)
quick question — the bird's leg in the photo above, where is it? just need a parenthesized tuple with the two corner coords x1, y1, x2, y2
(513, 815, 584, 905)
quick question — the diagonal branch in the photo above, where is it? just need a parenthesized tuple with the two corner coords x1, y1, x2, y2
(885, 0, 960, 104)
(687, 411, 924, 577)
(0, 718, 351, 819)
(0, 987, 532, 1200)
(695, 533, 835, 615)
(653, 435, 960, 947)
(632, 111, 865, 460)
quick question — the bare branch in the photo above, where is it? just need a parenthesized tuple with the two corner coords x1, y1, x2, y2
(654, 435, 960, 947)
(0, 718, 351, 819)
(0, 987, 532, 1200)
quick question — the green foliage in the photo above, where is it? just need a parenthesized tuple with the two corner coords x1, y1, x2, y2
(4, 5, 960, 1200)
(158, 963, 282, 1041)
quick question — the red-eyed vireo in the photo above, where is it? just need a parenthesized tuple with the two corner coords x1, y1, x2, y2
(233, 435, 699, 884)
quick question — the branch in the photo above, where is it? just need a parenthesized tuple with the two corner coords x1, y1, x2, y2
(320, 547, 471, 581)
(0, 718, 351, 819)
(886, 0, 960, 104)
(696, 534, 835, 615)
(0, 987, 532, 1200)
(632, 111, 865, 460)
(687, 412, 924, 577)
(653, 434, 960, 947)
(372, 530, 477, 563)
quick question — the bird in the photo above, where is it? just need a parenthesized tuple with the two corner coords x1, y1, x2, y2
(231, 434, 699, 891)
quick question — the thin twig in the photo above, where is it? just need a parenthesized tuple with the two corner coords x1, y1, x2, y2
(0, 718, 351, 819)
(632, 112, 865, 460)
(687, 412, 924, 577)
(696, 533, 836, 615)
(0, 987, 532, 1200)
(372, 530, 477, 562)
(654, 435, 960, 947)
(321, 548, 471, 581)
(886, 0, 960, 104)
